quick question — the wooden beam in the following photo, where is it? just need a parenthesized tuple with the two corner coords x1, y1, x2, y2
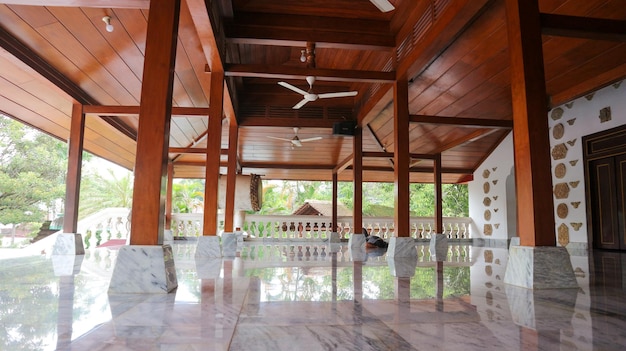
(541, 13, 626, 42)
(332, 172, 338, 233)
(82, 105, 210, 116)
(362, 151, 438, 160)
(186, 0, 224, 72)
(394, 78, 410, 237)
(62, 104, 85, 234)
(0, 0, 149, 8)
(243, 162, 334, 170)
(409, 115, 513, 129)
(171, 160, 228, 167)
(224, 64, 395, 83)
(169, 147, 228, 155)
(434, 154, 443, 234)
(238, 117, 338, 129)
(506, 0, 556, 247)
(129, 0, 181, 246)
(223, 121, 239, 233)
(353, 127, 363, 234)
(431, 128, 498, 154)
(165, 162, 174, 230)
(349, 165, 473, 174)
(333, 154, 354, 174)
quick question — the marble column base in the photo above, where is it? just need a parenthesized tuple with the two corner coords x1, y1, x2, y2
(328, 232, 341, 243)
(509, 236, 520, 249)
(429, 234, 448, 261)
(505, 284, 577, 329)
(504, 245, 578, 289)
(348, 233, 365, 248)
(387, 256, 417, 278)
(222, 233, 237, 257)
(52, 233, 85, 255)
(51, 254, 84, 276)
(108, 245, 177, 294)
(386, 237, 417, 258)
(195, 236, 222, 258)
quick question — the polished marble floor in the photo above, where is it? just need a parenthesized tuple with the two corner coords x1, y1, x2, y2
(0, 242, 625, 351)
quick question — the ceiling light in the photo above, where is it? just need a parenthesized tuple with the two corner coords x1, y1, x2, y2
(102, 16, 114, 32)
(300, 50, 306, 63)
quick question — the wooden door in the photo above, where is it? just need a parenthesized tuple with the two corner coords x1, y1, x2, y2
(589, 154, 626, 250)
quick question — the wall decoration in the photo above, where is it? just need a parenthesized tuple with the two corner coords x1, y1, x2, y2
(565, 102, 574, 109)
(551, 143, 568, 160)
(555, 163, 567, 178)
(483, 197, 492, 206)
(493, 196, 498, 200)
(571, 222, 583, 230)
(574, 267, 585, 278)
(567, 139, 577, 146)
(599, 106, 612, 123)
(569, 181, 580, 188)
(571, 201, 581, 208)
(484, 210, 492, 221)
(557, 203, 569, 219)
(553, 123, 565, 139)
(614, 81, 622, 89)
(492, 167, 497, 172)
(558, 223, 570, 247)
(485, 266, 493, 276)
(482, 169, 491, 178)
(483, 182, 490, 193)
(569, 159, 579, 166)
(567, 118, 576, 125)
(494, 223, 500, 229)
(484, 224, 493, 236)
(554, 183, 570, 199)
(484, 250, 493, 263)
(493, 208, 499, 212)
(494, 259, 500, 265)
(551, 107, 564, 120)
(492, 180, 498, 185)
(585, 92, 595, 101)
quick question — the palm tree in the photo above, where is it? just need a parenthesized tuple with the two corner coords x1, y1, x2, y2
(78, 168, 133, 219)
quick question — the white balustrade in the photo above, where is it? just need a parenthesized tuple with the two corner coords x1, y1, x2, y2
(77, 207, 130, 249)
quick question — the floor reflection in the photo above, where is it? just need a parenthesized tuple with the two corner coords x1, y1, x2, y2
(0, 243, 624, 350)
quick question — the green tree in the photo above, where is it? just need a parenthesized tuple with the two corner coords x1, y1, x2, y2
(79, 168, 133, 218)
(172, 179, 204, 213)
(0, 115, 66, 241)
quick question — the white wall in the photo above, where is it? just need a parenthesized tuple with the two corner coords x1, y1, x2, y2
(469, 80, 626, 249)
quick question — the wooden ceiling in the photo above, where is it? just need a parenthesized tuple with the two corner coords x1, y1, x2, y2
(0, 0, 624, 183)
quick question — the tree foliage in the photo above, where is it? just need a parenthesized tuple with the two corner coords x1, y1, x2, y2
(0, 116, 66, 227)
(172, 179, 204, 213)
(79, 168, 133, 218)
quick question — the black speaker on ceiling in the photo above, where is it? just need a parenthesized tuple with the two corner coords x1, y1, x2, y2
(332, 121, 357, 136)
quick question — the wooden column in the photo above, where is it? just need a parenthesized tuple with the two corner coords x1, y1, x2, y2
(224, 120, 238, 233)
(129, 0, 180, 245)
(353, 127, 363, 233)
(203, 71, 224, 235)
(332, 172, 338, 233)
(165, 161, 174, 230)
(394, 78, 410, 237)
(434, 153, 443, 233)
(505, 0, 555, 246)
(63, 104, 85, 234)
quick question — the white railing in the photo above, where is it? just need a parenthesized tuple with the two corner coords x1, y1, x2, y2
(170, 213, 472, 241)
(77, 207, 131, 249)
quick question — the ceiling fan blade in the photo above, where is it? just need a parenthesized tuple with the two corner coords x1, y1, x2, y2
(292, 98, 309, 109)
(299, 136, 323, 143)
(267, 136, 294, 142)
(278, 81, 308, 96)
(291, 139, 302, 147)
(317, 91, 358, 99)
(370, 0, 395, 12)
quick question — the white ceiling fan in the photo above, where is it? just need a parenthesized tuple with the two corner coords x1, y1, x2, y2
(266, 127, 322, 148)
(369, 0, 395, 12)
(278, 76, 358, 110)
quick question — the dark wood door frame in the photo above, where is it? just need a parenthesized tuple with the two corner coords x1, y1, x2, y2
(583, 124, 626, 250)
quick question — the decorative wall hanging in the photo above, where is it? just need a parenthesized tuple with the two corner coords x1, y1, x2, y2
(599, 106, 612, 123)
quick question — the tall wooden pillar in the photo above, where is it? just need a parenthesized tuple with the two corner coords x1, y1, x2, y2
(394, 78, 410, 237)
(505, 0, 555, 246)
(165, 161, 174, 230)
(63, 104, 85, 234)
(203, 71, 224, 236)
(224, 120, 238, 233)
(332, 172, 338, 233)
(434, 153, 443, 233)
(129, 0, 180, 246)
(353, 127, 363, 233)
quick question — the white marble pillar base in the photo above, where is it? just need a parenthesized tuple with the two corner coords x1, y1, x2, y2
(504, 245, 578, 289)
(195, 236, 222, 258)
(52, 233, 85, 255)
(222, 233, 237, 257)
(387, 256, 417, 278)
(348, 233, 366, 248)
(51, 254, 84, 276)
(505, 284, 577, 329)
(429, 234, 448, 261)
(108, 245, 177, 294)
(328, 232, 341, 243)
(387, 237, 417, 258)
(509, 236, 520, 249)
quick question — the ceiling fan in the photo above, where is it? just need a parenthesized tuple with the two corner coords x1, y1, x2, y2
(369, 0, 395, 12)
(266, 127, 322, 148)
(278, 76, 358, 110)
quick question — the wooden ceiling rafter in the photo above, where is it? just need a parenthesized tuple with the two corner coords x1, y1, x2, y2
(409, 114, 513, 129)
(82, 105, 211, 116)
(0, 0, 149, 8)
(540, 14, 626, 42)
(223, 64, 395, 83)
(169, 147, 228, 155)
